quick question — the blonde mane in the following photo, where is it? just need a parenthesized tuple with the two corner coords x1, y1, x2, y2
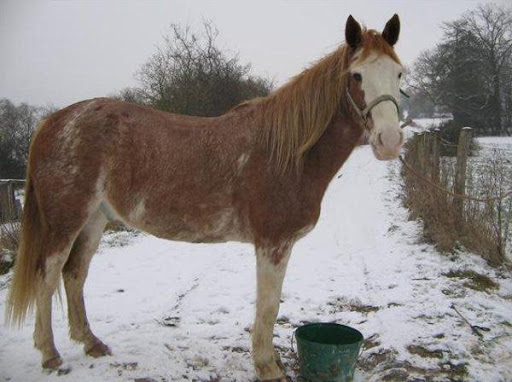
(255, 29, 400, 175)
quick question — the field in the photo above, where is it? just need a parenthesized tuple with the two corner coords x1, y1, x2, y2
(1, 143, 512, 381)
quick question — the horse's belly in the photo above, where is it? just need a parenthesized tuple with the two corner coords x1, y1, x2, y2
(140, 215, 243, 243)
(102, 200, 247, 243)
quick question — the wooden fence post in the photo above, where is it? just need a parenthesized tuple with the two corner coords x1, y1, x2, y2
(411, 133, 418, 168)
(0, 181, 18, 223)
(417, 132, 426, 174)
(431, 129, 441, 183)
(425, 131, 435, 179)
(454, 127, 472, 228)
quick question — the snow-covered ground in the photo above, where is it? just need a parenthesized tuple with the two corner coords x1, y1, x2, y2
(402, 118, 453, 140)
(410, 118, 453, 131)
(477, 136, 512, 151)
(1, 146, 512, 381)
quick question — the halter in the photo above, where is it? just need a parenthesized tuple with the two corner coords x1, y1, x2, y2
(346, 88, 409, 128)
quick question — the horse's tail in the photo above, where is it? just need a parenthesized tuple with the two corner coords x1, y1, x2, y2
(5, 130, 46, 327)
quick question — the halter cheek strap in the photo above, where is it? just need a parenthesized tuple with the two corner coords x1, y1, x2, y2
(346, 88, 401, 127)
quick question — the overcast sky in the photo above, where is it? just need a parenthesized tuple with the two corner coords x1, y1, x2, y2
(0, 0, 507, 107)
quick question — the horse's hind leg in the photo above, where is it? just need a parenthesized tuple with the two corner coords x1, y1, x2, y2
(33, 238, 74, 369)
(62, 209, 110, 357)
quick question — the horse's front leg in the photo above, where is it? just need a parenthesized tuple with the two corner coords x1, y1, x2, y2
(252, 243, 293, 381)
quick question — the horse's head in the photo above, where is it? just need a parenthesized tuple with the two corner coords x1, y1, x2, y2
(345, 14, 405, 160)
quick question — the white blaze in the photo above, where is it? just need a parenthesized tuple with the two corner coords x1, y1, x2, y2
(351, 53, 404, 160)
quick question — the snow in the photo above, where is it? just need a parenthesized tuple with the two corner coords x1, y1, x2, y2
(477, 136, 512, 151)
(1, 145, 512, 381)
(400, 118, 452, 141)
(409, 118, 452, 131)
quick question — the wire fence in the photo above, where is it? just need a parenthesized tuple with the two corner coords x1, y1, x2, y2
(401, 129, 512, 265)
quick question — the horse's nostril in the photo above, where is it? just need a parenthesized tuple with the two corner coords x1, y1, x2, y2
(378, 130, 403, 149)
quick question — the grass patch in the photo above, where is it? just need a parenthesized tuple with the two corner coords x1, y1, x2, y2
(363, 334, 381, 350)
(381, 368, 409, 381)
(407, 344, 444, 359)
(359, 349, 396, 372)
(444, 269, 499, 292)
(441, 361, 469, 380)
(327, 296, 380, 314)
(351, 304, 380, 314)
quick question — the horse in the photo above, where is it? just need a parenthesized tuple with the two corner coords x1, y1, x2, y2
(6, 14, 404, 381)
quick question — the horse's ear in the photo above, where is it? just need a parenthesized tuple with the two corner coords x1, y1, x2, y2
(345, 15, 362, 49)
(382, 14, 400, 46)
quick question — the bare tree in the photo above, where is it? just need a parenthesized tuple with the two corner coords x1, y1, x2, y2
(460, 4, 512, 133)
(410, 3, 512, 135)
(0, 99, 52, 179)
(137, 21, 273, 116)
(109, 87, 147, 105)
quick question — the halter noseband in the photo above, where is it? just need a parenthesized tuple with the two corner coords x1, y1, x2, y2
(346, 87, 401, 128)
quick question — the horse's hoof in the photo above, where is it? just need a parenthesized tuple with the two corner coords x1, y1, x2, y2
(86, 341, 112, 358)
(257, 367, 288, 382)
(57, 366, 72, 376)
(255, 349, 287, 381)
(42, 356, 63, 370)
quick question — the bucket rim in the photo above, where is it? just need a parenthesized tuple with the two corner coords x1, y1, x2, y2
(295, 322, 363, 345)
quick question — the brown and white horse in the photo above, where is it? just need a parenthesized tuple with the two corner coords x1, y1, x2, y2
(6, 15, 404, 381)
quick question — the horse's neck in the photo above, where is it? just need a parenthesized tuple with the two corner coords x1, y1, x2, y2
(301, 111, 364, 198)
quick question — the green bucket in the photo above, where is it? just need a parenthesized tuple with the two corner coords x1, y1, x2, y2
(295, 323, 364, 382)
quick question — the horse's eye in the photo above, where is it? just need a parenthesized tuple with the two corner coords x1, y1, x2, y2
(398, 73, 403, 79)
(352, 73, 362, 82)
